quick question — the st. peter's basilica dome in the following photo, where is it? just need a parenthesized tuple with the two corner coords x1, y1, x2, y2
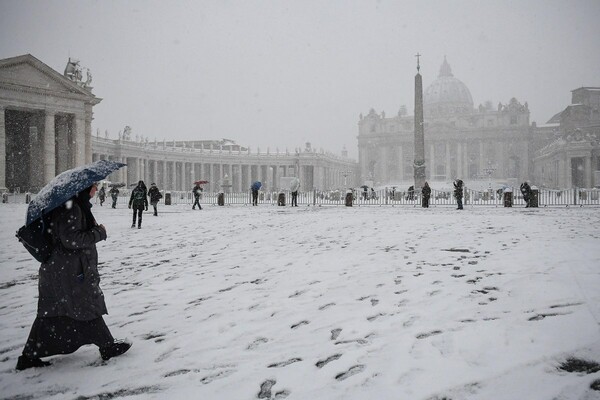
(424, 57, 474, 117)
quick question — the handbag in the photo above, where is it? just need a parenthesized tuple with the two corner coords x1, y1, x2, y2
(16, 217, 54, 263)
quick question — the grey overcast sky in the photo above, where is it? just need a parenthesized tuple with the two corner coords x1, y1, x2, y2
(1, 0, 599, 158)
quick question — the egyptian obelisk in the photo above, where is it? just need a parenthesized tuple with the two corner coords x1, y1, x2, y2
(413, 53, 426, 190)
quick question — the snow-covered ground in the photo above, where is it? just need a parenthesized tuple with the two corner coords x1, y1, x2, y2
(1, 203, 599, 400)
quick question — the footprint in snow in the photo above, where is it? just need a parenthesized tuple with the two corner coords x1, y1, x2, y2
(335, 365, 366, 381)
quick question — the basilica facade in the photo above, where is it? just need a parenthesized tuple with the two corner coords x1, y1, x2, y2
(358, 57, 534, 188)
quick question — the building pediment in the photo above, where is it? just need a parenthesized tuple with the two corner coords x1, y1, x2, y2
(0, 54, 98, 102)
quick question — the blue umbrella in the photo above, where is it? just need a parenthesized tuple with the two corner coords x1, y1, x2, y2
(251, 181, 262, 191)
(26, 160, 126, 226)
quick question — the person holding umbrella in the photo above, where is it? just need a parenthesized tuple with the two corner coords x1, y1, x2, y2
(192, 183, 203, 210)
(290, 177, 300, 207)
(16, 160, 131, 371)
(251, 181, 261, 206)
(129, 181, 148, 229)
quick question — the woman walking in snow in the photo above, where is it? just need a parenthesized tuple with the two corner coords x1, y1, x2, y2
(16, 183, 131, 371)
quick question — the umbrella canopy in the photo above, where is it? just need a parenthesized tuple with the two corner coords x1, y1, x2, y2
(289, 177, 300, 192)
(194, 180, 209, 185)
(360, 185, 369, 189)
(109, 182, 126, 188)
(26, 160, 126, 226)
(251, 181, 262, 191)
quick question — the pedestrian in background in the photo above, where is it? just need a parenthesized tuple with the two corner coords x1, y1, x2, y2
(520, 182, 532, 207)
(98, 186, 106, 206)
(148, 183, 162, 216)
(422, 181, 431, 208)
(109, 186, 119, 208)
(192, 184, 203, 210)
(407, 185, 415, 201)
(454, 179, 464, 210)
(129, 181, 148, 229)
(16, 183, 131, 371)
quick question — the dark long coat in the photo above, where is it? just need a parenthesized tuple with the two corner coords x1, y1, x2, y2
(148, 186, 162, 204)
(38, 202, 108, 321)
(129, 186, 148, 210)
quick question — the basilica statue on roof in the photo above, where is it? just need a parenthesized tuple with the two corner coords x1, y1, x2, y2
(357, 57, 533, 188)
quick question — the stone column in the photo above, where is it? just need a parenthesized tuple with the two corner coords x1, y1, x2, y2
(0, 106, 5, 191)
(445, 142, 451, 180)
(207, 163, 213, 191)
(73, 114, 86, 166)
(172, 161, 177, 191)
(456, 142, 463, 179)
(463, 143, 469, 179)
(247, 165, 252, 190)
(479, 141, 485, 176)
(398, 145, 404, 181)
(43, 111, 56, 183)
(585, 156, 592, 188)
(162, 160, 168, 189)
(430, 143, 435, 179)
(380, 147, 387, 184)
(85, 108, 93, 163)
(180, 161, 186, 191)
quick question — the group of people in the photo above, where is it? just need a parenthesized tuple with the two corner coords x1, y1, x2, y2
(419, 179, 463, 209)
(96, 186, 122, 209)
(95, 181, 164, 229)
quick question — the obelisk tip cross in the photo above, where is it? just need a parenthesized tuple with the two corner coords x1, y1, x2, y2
(415, 53, 421, 72)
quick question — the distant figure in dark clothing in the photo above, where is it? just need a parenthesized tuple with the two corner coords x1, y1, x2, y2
(16, 183, 131, 371)
(407, 185, 415, 201)
(109, 187, 119, 208)
(98, 186, 106, 206)
(362, 186, 368, 200)
(520, 182, 532, 207)
(454, 179, 464, 210)
(291, 190, 298, 207)
(251, 188, 259, 206)
(129, 181, 148, 229)
(192, 184, 203, 210)
(148, 183, 162, 216)
(422, 182, 431, 208)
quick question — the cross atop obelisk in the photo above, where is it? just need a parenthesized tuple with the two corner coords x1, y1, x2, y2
(413, 53, 426, 190)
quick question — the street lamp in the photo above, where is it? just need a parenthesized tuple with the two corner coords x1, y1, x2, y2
(483, 161, 497, 197)
(341, 170, 351, 188)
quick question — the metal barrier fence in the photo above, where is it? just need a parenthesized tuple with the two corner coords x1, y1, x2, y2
(3, 187, 600, 207)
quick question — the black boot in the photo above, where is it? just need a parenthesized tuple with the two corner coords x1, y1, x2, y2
(16, 355, 51, 371)
(99, 340, 132, 361)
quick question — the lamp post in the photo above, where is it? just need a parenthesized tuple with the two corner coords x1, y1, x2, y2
(483, 161, 496, 198)
(341, 170, 351, 188)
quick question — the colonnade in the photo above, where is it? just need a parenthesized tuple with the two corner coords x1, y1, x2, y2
(92, 139, 358, 192)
